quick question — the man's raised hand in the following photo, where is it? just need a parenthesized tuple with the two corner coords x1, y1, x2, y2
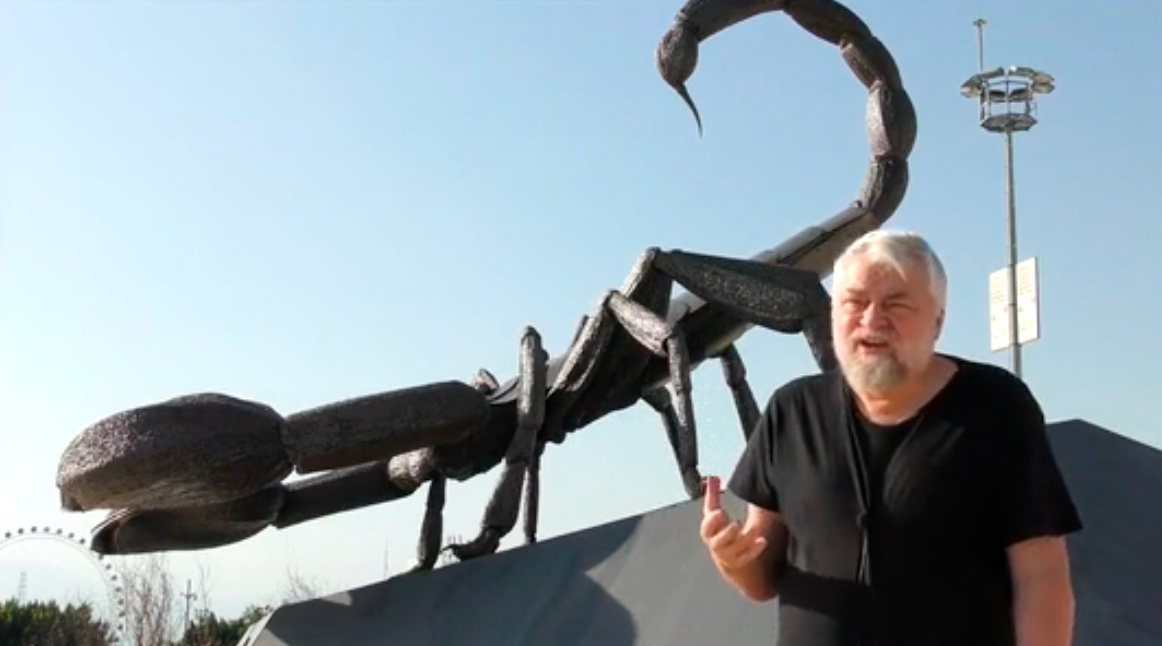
(700, 475, 767, 570)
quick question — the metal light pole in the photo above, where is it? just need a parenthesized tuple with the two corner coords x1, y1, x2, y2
(960, 18, 1054, 379)
(182, 578, 197, 633)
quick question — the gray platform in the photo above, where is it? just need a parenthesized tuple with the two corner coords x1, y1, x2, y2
(239, 419, 1162, 646)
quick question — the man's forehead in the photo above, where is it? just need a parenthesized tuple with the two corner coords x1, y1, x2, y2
(837, 257, 928, 291)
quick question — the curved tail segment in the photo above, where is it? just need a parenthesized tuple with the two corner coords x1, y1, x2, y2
(656, 0, 917, 226)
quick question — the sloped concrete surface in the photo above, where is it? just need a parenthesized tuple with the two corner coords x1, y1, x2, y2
(1049, 419, 1162, 646)
(241, 491, 774, 646)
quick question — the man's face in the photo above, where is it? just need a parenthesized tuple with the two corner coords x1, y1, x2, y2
(831, 254, 943, 392)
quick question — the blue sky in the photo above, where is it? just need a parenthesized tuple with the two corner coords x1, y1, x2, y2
(2, 0, 1160, 623)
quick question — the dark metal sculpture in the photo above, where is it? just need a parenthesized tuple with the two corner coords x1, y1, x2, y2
(53, 0, 915, 573)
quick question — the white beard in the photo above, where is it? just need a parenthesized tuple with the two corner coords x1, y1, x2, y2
(837, 344, 910, 392)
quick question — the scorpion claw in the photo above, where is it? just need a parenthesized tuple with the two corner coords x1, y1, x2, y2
(88, 484, 286, 555)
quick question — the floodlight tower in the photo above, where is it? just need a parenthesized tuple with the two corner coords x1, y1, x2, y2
(959, 18, 1055, 379)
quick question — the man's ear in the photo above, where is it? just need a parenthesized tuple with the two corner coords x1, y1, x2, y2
(934, 309, 945, 340)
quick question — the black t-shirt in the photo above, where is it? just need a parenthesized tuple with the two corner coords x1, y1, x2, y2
(728, 354, 1083, 646)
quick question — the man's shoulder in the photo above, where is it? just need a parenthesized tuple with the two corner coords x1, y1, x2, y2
(767, 369, 845, 411)
(945, 354, 1036, 399)
(757, 371, 846, 455)
(942, 354, 1042, 421)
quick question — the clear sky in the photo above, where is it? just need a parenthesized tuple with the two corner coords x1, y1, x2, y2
(2, 0, 1160, 625)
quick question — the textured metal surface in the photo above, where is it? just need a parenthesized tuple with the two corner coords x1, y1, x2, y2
(236, 420, 1162, 646)
(56, 393, 292, 512)
(54, 0, 917, 571)
(282, 381, 490, 474)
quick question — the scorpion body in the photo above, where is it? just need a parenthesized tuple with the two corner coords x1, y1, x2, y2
(54, 0, 916, 573)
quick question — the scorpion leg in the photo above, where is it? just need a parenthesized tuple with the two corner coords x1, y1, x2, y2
(402, 368, 503, 571)
(534, 249, 703, 503)
(522, 445, 543, 544)
(643, 344, 760, 445)
(448, 326, 548, 561)
(654, 249, 838, 372)
(640, 387, 693, 482)
(606, 291, 702, 499)
(406, 472, 446, 573)
(448, 249, 687, 561)
(717, 344, 761, 439)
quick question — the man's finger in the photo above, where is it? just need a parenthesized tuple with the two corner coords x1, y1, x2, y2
(703, 475, 721, 513)
(700, 509, 729, 541)
(707, 520, 741, 551)
(738, 535, 768, 564)
(717, 533, 768, 570)
(738, 524, 766, 545)
(716, 524, 768, 561)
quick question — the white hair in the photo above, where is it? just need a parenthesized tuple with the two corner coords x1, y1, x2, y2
(832, 229, 948, 310)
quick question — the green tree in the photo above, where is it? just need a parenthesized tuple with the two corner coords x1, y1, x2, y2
(0, 597, 116, 646)
(176, 604, 271, 646)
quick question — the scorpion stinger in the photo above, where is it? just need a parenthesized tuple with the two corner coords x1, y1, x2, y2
(52, 0, 916, 575)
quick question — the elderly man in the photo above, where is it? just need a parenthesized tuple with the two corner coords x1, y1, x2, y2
(701, 230, 1082, 646)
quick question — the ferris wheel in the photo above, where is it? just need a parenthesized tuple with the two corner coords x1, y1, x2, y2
(0, 525, 127, 644)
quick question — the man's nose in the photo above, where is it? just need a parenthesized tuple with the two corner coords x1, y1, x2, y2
(860, 302, 889, 327)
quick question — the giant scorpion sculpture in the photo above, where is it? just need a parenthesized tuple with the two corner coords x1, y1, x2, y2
(54, 0, 916, 572)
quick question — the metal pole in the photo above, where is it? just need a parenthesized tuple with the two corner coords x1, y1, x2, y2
(182, 578, 196, 634)
(962, 19, 1051, 379)
(973, 18, 986, 72)
(1003, 126, 1022, 378)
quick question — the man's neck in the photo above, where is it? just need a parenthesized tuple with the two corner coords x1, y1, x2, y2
(852, 355, 957, 425)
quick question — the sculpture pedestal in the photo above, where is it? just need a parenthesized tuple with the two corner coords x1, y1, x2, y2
(238, 491, 776, 646)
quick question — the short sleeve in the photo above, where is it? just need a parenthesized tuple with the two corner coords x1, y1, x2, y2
(994, 379, 1083, 547)
(727, 394, 782, 512)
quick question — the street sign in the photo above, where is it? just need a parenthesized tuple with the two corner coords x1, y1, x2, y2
(989, 257, 1040, 351)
